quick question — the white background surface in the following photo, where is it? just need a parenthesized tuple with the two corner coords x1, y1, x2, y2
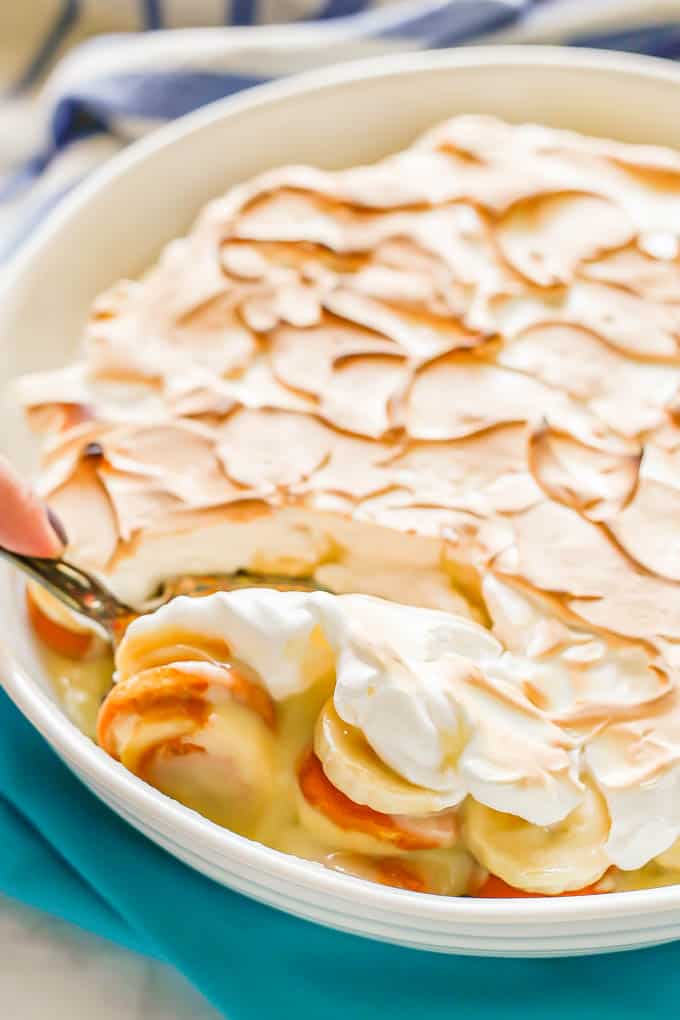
(0, 896, 222, 1019)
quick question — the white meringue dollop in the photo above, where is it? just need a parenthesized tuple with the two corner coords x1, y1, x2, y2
(117, 586, 680, 873)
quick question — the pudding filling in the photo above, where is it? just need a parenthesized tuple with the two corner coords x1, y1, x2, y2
(83, 588, 680, 897)
(17, 114, 680, 896)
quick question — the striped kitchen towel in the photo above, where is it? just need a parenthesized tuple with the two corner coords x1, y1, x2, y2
(2, 0, 680, 258)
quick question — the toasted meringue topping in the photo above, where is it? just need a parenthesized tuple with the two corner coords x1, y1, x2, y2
(19, 116, 680, 870)
(496, 191, 634, 288)
(527, 423, 641, 522)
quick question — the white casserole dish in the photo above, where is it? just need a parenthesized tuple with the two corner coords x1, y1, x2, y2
(3, 46, 680, 956)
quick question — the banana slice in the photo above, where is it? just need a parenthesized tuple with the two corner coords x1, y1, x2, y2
(315, 699, 460, 815)
(115, 626, 237, 681)
(463, 780, 610, 894)
(26, 582, 105, 659)
(295, 777, 406, 856)
(296, 748, 458, 853)
(98, 661, 276, 834)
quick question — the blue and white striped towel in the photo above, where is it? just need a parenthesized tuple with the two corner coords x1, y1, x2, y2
(3, 0, 680, 258)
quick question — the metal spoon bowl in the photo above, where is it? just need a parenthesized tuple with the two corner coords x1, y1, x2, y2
(0, 546, 136, 641)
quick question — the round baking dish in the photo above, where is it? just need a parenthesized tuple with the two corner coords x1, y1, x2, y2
(3, 46, 680, 956)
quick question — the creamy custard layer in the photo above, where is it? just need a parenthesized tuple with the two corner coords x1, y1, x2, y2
(18, 114, 680, 896)
(35, 639, 680, 896)
(37, 587, 680, 898)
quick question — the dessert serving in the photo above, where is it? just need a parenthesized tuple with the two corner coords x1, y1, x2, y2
(15, 112, 680, 899)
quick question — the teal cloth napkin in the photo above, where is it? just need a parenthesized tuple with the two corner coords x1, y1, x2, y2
(0, 687, 678, 1019)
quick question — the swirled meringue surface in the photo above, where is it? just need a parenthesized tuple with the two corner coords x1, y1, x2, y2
(18, 115, 680, 879)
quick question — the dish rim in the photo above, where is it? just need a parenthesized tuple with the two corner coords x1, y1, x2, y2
(3, 43, 680, 928)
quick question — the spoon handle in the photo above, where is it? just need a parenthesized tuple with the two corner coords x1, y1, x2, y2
(0, 546, 134, 635)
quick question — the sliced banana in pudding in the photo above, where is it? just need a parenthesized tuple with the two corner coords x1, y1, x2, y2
(98, 657, 276, 834)
(89, 586, 677, 897)
(463, 781, 610, 895)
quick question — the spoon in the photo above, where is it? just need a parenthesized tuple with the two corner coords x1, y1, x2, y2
(0, 546, 137, 643)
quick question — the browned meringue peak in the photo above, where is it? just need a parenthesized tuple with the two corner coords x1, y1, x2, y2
(405, 352, 614, 447)
(322, 288, 490, 361)
(240, 279, 322, 333)
(332, 149, 484, 209)
(171, 291, 258, 372)
(416, 116, 680, 241)
(377, 426, 540, 516)
(35, 421, 112, 496)
(367, 227, 473, 300)
(565, 279, 680, 361)
(647, 421, 680, 463)
(319, 350, 409, 439)
(42, 420, 243, 547)
(606, 476, 680, 584)
(480, 572, 668, 720)
(229, 181, 431, 248)
(337, 259, 458, 312)
(164, 378, 237, 419)
(415, 114, 555, 163)
(528, 423, 641, 522)
(220, 242, 270, 279)
(580, 241, 680, 302)
(411, 144, 574, 214)
(585, 687, 680, 797)
(86, 232, 231, 381)
(97, 469, 183, 543)
(496, 191, 634, 288)
(25, 401, 92, 437)
(419, 114, 680, 182)
(354, 499, 515, 571)
(233, 191, 511, 303)
(96, 421, 233, 506)
(14, 360, 94, 419)
(214, 356, 317, 416)
(413, 118, 618, 212)
(329, 145, 530, 212)
(495, 499, 627, 599)
(481, 571, 579, 659)
(605, 445, 680, 582)
(216, 408, 331, 491)
(15, 358, 175, 433)
(230, 192, 508, 352)
(498, 322, 680, 437)
(90, 252, 308, 387)
(232, 234, 484, 356)
(48, 457, 119, 570)
(576, 135, 680, 179)
(296, 431, 401, 502)
(270, 319, 400, 399)
(497, 500, 680, 649)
